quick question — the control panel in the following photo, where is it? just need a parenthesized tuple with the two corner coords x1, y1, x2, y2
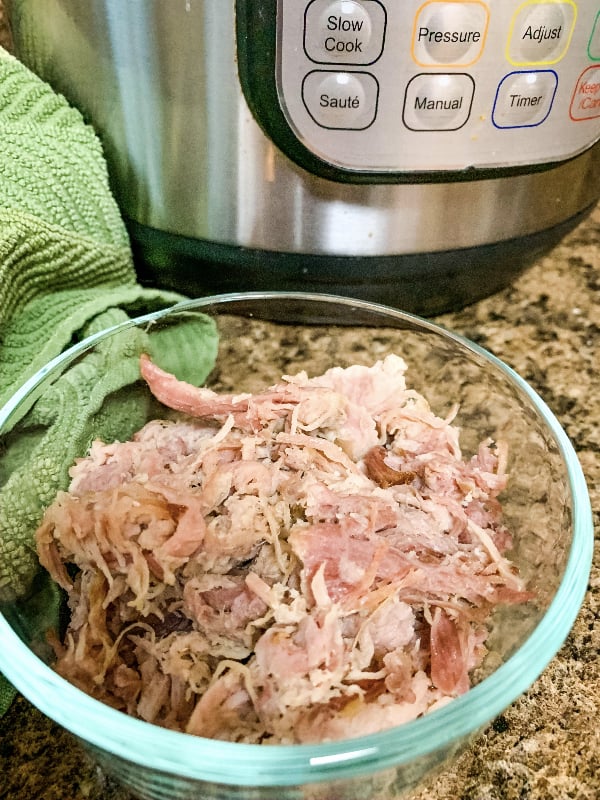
(272, 0, 600, 173)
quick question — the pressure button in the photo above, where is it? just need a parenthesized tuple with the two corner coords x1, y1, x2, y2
(412, 1, 489, 67)
(304, 0, 387, 65)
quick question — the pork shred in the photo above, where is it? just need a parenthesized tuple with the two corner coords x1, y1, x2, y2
(35, 353, 531, 744)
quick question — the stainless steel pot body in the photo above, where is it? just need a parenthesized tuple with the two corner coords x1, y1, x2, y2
(6, 0, 600, 311)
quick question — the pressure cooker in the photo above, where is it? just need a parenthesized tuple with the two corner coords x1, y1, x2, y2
(6, 0, 600, 313)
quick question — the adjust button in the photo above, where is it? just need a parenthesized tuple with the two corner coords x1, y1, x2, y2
(507, 0, 576, 65)
(412, 1, 489, 67)
(304, 0, 387, 65)
(403, 73, 474, 131)
(302, 70, 379, 129)
(492, 70, 558, 128)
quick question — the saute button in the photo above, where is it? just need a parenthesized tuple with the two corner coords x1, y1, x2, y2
(507, 0, 576, 65)
(304, 0, 387, 65)
(403, 73, 474, 131)
(492, 70, 557, 128)
(302, 70, 379, 129)
(412, 1, 489, 66)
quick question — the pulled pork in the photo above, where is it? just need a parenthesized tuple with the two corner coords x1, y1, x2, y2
(36, 354, 531, 743)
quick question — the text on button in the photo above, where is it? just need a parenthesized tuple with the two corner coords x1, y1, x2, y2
(327, 14, 366, 32)
(417, 28, 482, 46)
(324, 36, 364, 54)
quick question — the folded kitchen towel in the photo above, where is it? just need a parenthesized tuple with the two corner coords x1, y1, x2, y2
(0, 48, 217, 715)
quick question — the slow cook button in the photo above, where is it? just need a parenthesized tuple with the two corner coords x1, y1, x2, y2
(304, 0, 387, 65)
(507, 0, 576, 65)
(403, 73, 474, 131)
(412, 1, 490, 67)
(302, 70, 379, 129)
(492, 70, 558, 128)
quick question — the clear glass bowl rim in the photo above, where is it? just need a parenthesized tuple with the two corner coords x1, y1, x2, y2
(0, 292, 593, 787)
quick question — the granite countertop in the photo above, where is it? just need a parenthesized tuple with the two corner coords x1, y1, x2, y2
(1, 9, 599, 800)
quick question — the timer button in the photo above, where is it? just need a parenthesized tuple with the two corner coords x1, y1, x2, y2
(412, 1, 490, 67)
(304, 0, 387, 65)
(403, 73, 474, 131)
(302, 70, 379, 129)
(507, 0, 577, 65)
(492, 70, 558, 128)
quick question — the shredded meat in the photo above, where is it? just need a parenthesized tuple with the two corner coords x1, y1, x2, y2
(35, 354, 532, 744)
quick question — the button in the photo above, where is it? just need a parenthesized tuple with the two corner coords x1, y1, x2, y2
(412, 1, 490, 67)
(492, 70, 557, 128)
(403, 73, 474, 131)
(588, 11, 600, 61)
(304, 0, 387, 65)
(570, 66, 600, 121)
(302, 70, 379, 129)
(507, 1, 577, 65)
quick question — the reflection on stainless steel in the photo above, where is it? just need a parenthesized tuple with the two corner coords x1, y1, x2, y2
(6, 0, 600, 257)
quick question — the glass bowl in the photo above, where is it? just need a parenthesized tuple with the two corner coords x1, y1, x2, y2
(0, 292, 593, 800)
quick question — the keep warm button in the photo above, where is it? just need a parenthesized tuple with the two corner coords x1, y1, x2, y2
(302, 70, 379, 129)
(570, 66, 600, 121)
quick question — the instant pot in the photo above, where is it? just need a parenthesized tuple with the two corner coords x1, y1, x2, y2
(6, 0, 600, 313)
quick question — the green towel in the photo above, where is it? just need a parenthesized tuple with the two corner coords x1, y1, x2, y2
(0, 48, 217, 714)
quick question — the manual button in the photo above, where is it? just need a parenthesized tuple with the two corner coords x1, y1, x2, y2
(302, 70, 379, 129)
(304, 0, 387, 65)
(403, 73, 474, 131)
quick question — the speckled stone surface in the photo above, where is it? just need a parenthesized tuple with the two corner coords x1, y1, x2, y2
(1, 8, 599, 800)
